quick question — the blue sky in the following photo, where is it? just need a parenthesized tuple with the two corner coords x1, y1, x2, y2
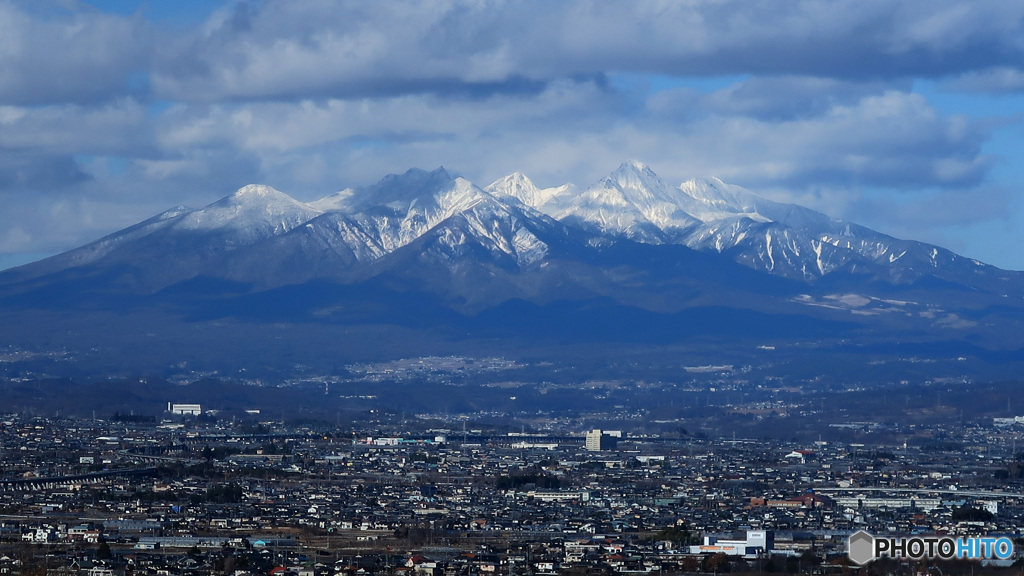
(2, 0, 1024, 270)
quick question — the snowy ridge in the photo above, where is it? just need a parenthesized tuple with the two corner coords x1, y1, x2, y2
(308, 188, 355, 212)
(12, 161, 1010, 289)
(345, 173, 538, 259)
(483, 161, 993, 282)
(165, 169, 555, 271)
(677, 178, 770, 223)
(15, 204, 200, 276)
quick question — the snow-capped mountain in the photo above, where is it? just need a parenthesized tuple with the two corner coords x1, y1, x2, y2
(3, 161, 1017, 293)
(3, 160, 1024, 378)
(4, 161, 1016, 293)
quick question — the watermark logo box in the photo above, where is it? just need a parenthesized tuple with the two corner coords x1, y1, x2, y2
(847, 531, 1014, 565)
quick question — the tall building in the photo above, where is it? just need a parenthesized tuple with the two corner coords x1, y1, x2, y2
(585, 429, 618, 451)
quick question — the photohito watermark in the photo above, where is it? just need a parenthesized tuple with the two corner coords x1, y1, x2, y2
(848, 531, 1014, 565)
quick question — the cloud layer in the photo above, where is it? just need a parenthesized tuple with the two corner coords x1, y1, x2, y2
(2, 0, 1023, 269)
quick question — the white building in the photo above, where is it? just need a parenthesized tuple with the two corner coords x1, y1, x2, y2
(525, 490, 591, 502)
(167, 403, 202, 415)
(688, 530, 774, 558)
(832, 496, 941, 511)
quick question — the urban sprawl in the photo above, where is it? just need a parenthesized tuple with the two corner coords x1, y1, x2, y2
(2, 404, 1024, 576)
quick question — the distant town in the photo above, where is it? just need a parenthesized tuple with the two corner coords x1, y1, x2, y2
(3, 392, 1024, 576)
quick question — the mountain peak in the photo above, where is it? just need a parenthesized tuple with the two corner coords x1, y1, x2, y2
(229, 184, 294, 202)
(174, 184, 321, 237)
(382, 166, 452, 186)
(234, 183, 277, 195)
(215, 184, 316, 212)
(344, 166, 457, 210)
(504, 171, 533, 185)
(588, 160, 679, 210)
(611, 159, 662, 181)
(604, 160, 668, 191)
(486, 172, 539, 204)
(486, 172, 536, 193)
(617, 159, 651, 173)
(485, 172, 574, 211)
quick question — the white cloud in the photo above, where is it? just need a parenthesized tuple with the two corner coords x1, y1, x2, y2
(0, 1, 151, 105)
(638, 88, 998, 190)
(948, 67, 1024, 93)
(144, 1, 1024, 102)
(0, 99, 149, 155)
(155, 78, 613, 156)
